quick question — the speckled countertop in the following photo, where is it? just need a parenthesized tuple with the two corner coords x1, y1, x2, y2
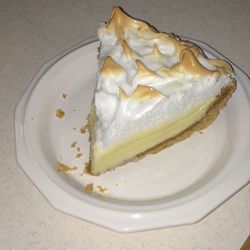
(1, 0, 250, 249)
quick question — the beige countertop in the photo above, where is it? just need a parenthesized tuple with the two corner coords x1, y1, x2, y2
(1, 0, 250, 249)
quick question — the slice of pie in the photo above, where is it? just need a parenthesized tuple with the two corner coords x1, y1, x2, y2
(88, 7, 236, 175)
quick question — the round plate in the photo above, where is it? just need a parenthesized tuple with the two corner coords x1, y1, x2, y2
(15, 37, 250, 232)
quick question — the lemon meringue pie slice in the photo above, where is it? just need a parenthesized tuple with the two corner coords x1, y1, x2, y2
(88, 7, 236, 175)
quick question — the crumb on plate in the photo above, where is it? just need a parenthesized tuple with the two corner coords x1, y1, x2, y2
(62, 93, 67, 99)
(97, 185, 108, 193)
(57, 162, 77, 173)
(80, 124, 88, 134)
(71, 142, 77, 148)
(80, 162, 90, 176)
(76, 153, 83, 158)
(56, 109, 65, 119)
(84, 183, 93, 193)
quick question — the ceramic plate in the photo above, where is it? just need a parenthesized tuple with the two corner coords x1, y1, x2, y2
(15, 37, 250, 232)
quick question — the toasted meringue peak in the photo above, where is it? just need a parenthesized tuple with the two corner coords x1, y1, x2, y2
(105, 7, 158, 40)
(171, 49, 215, 76)
(209, 59, 233, 74)
(100, 56, 125, 76)
(105, 7, 137, 39)
(180, 41, 201, 56)
(119, 85, 165, 101)
(152, 44, 165, 58)
(121, 40, 135, 58)
(135, 60, 157, 76)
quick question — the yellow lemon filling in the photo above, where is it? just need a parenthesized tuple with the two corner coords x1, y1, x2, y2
(90, 98, 215, 175)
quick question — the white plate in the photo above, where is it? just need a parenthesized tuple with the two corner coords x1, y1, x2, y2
(15, 37, 250, 232)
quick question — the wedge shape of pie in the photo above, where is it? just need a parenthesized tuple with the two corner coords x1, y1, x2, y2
(88, 7, 236, 175)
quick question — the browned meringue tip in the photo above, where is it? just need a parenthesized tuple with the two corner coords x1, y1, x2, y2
(111, 6, 126, 18)
(119, 87, 128, 99)
(171, 49, 215, 76)
(119, 85, 165, 101)
(109, 7, 125, 26)
(106, 7, 157, 38)
(121, 40, 135, 58)
(105, 7, 132, 40)
(209, 59, 234, 74)
(106, 7, 133, 30)
(150, 44, 166, 59)
(100, 56, 125, 76)
(102, 7, 233, 82)
(135, 60, 157, 76)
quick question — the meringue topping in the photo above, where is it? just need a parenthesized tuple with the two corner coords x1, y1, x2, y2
(100, 56, 125, 76)
(94, 7, 234, 148)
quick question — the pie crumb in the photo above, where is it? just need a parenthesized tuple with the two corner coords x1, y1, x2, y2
(97, 185, 108, 193)
(56, 109, 65, 119)
(71, 142, 77, 148)
(84, 162, 91, 174)
(80, 124, 88, 134)
(84, 183, 93, 193)
(57, 162, 77, 173)
(62, 93, 67, 99)
(76, 153, 83, 158)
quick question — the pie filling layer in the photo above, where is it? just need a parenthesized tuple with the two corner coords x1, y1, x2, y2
(90, 98, 215, 175)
